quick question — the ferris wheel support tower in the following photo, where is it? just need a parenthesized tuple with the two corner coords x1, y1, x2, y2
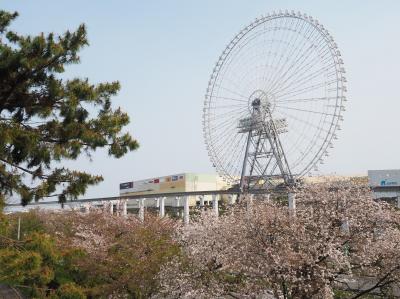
(239, 98, 294, 193)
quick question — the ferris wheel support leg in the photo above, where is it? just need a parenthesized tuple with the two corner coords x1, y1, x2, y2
(83, 203, 90, 214)
(109, 201, 114, 215)
(265, 193, 271, 202)
(246, 193, 254, 205)
(100, 201, 105, 213)
(138, 199, 145, 222)
(121, 200, 127, 218)
(341, 217, 350, 234)
(159, 197, 165, 218)
(212, 194, 219, 217)
(183, 196, 190, 225)
(247, 194, 254, 212)
(176, 197, 181, 217)
(115, 200, 120, 216)
(199, 195, 205, 208)
(229, 194, 235, 205)
(288, 192, 296, 215)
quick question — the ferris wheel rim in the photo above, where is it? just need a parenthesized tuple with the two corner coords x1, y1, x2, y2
(203, 10, 346, 184)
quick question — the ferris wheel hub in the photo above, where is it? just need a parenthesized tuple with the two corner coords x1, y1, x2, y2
(248, 89, 275, 115)
(251, 98, 261, 107)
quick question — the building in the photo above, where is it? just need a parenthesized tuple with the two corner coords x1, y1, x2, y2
(119, 173, 230, 208)
(368, 169, 400, 207)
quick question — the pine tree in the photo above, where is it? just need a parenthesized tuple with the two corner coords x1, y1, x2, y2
(0, 11, 139, 205)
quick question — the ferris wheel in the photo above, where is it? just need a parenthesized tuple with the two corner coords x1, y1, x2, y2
(203, 10, 346, 191)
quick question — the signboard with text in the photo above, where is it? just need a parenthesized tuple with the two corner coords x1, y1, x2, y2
(120, 173, 186, 194)
(368, 169, 400, 188)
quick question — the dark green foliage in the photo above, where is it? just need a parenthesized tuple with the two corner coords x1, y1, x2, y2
(0, 225, 86, 298)
(0, 11, 139, 205)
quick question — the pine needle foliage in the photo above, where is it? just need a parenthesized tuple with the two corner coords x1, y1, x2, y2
(0, 11, 139, 205)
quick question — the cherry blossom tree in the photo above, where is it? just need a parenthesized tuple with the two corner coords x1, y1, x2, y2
(36, 209, 181, 298)
(157, 180, 400, 298)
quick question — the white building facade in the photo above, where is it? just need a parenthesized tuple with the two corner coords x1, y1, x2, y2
(119, 173, 229, 208)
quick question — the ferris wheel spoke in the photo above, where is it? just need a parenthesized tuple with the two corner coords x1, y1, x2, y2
(208, 109, 249, 132)
(290, 135, 325, 170)
(211, 130, 243, 155)
(210, 123, 242, 148)
(275, 121, 304, 151)
(285, 116, 326, 148)
(207, 105, 248, 121)
(275, 104, 338, 117)
(209, 95, 248, 103)
(213, 83, 249, 100)
(274, 108, 331, 134)
(226, 142, 244, 177)
(275, 130, 327, 160)
(271, 64, 331, 97)
(275, 131, 305, 167)
(229, 34, 300, 99)
(270, 47, 333, 94)
(228, 127, 254, 171)
(206, 106, 248, 126)
(210, 123, 241, 142)
(259, 18, 273, 89)
(296, 130, 325, 161)
(212, 137, 240, 165)
(269, 42, 328, 95)
(215, 133, 246, 174)
(209, 120, 242, 139)
(275, 96, 338, 104)
(216, 69, 253, 94)
(209, 122, 247, 149)
(267, 22, 320, 78)
(210, 103, 248, 109)
(269, 46, 332, 95)
(210, 104, 248, 119)
(223, 29, 278, 88)
(263, 17, 294, 87)
(274, 79, 336, 100)
(264, 36, 305, 91)
(261, 18, 287, 89)
(210, 127, 237, 146)
(285, 64, 329, 90)
(266, 20, 320, 91)
(226, 137, 246, 173)
(267, 28, 327, 93)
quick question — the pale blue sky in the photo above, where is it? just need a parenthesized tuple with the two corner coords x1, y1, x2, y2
(2, 1, 400, 198)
